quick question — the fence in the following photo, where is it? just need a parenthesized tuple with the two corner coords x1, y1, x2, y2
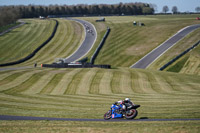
(159, 40, 200, 71)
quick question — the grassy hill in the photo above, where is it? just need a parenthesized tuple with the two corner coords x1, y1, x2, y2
(0, 67, 199, 119)
(0, 15, 200, 132)
(0, 19, 55, 64)
(149, 28, 200, 75)
(81, 15, 200, 70)
(0, 18, 84, 66)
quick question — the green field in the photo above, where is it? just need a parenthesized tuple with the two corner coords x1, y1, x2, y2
(0, 15, 200, 132)
(149, 28, 200, 75)
(80, 15, 200, 69)
(0, 19, 55, 64)
(0, 68, 199, 119)
(0, 121, 200, 133)
(0, 18, 84, 66)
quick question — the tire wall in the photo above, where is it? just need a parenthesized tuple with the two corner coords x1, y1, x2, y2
(90, 27, 110, 64)
(0, 19, 59, 67)
(42, 63, 111, 69)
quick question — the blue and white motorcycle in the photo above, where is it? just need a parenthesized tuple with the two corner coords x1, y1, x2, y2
(104, 103, 140, 120)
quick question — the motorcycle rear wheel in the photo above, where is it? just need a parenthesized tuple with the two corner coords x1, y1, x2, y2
(125, 109, 138, 119)
(104, 111, 111, 120)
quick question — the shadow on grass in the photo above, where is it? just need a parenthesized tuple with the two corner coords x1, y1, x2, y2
(139, 117, 149, 119)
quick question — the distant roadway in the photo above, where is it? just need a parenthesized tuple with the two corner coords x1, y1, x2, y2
(64, 18, 97, 63)
(0, 20, 25, 36)
(130, 24, 200, 69)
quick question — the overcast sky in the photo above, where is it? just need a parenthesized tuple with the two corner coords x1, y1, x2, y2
(0, 0, 199, 13)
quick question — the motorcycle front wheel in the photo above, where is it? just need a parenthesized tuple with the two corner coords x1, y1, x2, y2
(125, 109, 138, 119)
(104, 110, 111, 120)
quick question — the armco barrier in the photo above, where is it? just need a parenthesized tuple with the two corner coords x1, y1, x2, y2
(42, 63, 111, 69)
(90, 27, 110, 64)
(159, 40, 200, 71)
(0, 19, 58, 67)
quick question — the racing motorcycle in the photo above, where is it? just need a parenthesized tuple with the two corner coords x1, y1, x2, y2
(104, 103, 140, 120)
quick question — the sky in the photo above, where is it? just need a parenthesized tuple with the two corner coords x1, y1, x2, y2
(0, 0, 199, 13)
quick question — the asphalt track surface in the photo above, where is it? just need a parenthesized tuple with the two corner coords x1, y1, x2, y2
(131, 24, 200, 69)
(64, 18, 97, 63)
(0, 115, 200, 122)
(0, 66, 33, 71)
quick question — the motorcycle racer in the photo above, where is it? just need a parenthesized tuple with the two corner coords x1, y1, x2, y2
(104, 98, 140, 120)
(114, 98, 135, 111)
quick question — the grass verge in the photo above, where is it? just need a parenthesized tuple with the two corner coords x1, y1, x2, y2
(0, 121, 200, 133)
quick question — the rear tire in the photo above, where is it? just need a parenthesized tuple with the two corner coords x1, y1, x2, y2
(125, 109, 138, 119)
(104, 111, 111, 120)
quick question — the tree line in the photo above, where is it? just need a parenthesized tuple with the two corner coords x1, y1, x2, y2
(163, 5, 200, 14)
(0, 6, 21, 27)
(20, 3, 154, 18)
(0, 3, 154, 25)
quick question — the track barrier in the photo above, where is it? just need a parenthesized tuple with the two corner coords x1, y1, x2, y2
(90, 27, 110, 64)
(42, 63, 111, 69)
(159, 40, 200, 71)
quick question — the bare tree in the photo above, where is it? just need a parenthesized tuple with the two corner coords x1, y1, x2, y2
(172, 6, 178, 14)
(162, 5, 169, 13)
(195, 6, 200, 12)
(150, 4, 157, 13)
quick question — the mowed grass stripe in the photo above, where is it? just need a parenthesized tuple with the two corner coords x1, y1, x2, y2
(0, 20, 33, 49)
(16, 20, 50, 55)
(64, 69, 89, 95)
(2, 72, 45, 94)
(168, 75, 197, 92)
(0, 70, 43, 92)
(40, 73, 65, 94)
(77, 68, 98, 95)
(129, 69, 146, 93)
(145, 72, 165, 94)
(137, 72, 157, 94)
(0, 72, 25, 86)
(0, 23, 34, 62)
(119, 68, 133, 94)
(89, 69, 104, 94)
(98, 69, 112, 94)
(111, 70, 122, 94)
(23, 72, 56, 94)
(0, 19, 55, 64)
(51, 69, 82, 95)
(151, 74, 173, 93)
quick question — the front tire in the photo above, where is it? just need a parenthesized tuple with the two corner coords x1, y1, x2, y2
(104, 111, 111, 120)
(125, 109, 138, 119)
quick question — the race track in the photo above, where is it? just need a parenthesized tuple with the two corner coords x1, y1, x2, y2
(0, 115, 200, 122)
(131, 24, 200, 69)
(0, 21, 200, 122)
(64, 18, 97, 63)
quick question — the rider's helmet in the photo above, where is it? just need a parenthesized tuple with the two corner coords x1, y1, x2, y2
(125, 98, 130, 102)
(119, 100, 123, 104)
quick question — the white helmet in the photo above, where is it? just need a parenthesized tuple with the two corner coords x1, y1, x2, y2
(125, 98, 130, 102)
